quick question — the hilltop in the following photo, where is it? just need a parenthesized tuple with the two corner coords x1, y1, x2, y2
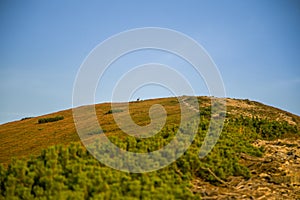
(0, 96, 299, 199)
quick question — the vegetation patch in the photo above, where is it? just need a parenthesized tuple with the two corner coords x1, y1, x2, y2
(0, 144, 197, 199)
(21, 117, 33, 121)
(105, 109, 123, 115)
(87, 129, 106, 135)
(38, 116, 64, 124)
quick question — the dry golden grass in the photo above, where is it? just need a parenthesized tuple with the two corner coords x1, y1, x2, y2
(0, 97, 183, 165)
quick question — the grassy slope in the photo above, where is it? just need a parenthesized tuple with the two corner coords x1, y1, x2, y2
(0, 96, 299, 165)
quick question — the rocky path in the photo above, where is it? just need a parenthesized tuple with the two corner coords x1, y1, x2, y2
(192, 138, 300, 199)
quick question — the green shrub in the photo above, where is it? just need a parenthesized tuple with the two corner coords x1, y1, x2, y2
(105, 109, 123, 115)
(88, 129, 106, 135)
(21, 117, 33, 121)
(38, 116, 64, 124)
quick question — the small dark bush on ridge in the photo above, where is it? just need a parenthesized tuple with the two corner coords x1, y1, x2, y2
(105, 109, 123, 114)
(38, 116, 64, 124)
(21, 117, 33, 121)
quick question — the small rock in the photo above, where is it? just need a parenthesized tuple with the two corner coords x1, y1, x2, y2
(259, 173, 270, 178)
(284, 161, 290, 165)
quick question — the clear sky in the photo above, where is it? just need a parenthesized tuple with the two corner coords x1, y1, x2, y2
(1, 0, 299, 124)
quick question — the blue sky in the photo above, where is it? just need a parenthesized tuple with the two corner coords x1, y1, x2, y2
(0, 0, 299, 124)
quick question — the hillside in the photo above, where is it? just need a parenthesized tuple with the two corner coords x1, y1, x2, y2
(0, 96, 298, 166)
(0, 96, 299, 199)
